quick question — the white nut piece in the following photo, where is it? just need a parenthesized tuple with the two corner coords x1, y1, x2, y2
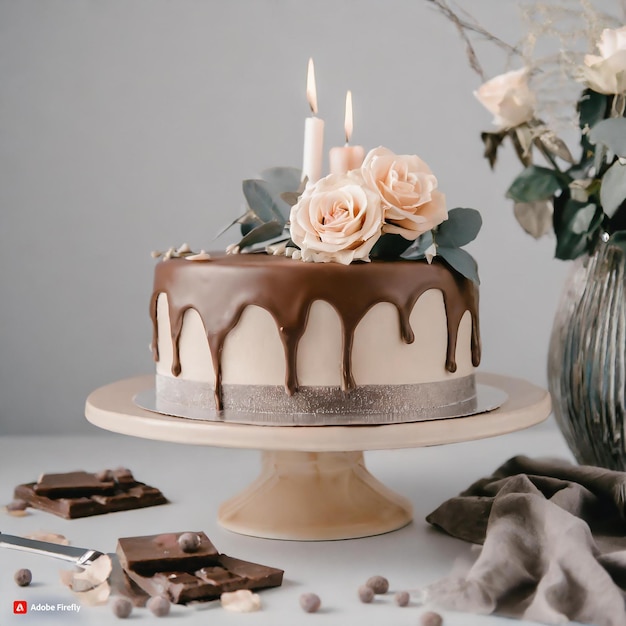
(220, 589, 262, 612)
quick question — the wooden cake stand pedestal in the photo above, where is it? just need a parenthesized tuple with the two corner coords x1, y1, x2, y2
(85, 372, 550, 541)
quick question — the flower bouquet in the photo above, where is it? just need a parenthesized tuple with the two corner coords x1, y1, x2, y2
(433, 0, 626, 260)
(225, 146, 482, 283)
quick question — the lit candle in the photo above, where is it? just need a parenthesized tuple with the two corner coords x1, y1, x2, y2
(301, 58, 325, 185)
(329, 90, 365, 175)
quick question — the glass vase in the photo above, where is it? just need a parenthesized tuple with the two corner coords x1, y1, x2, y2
(548, 240, 626, 470)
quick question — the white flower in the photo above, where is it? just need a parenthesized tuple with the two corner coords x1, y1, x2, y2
(582, 26, 626, 95)
(474, 68, 536, 129)
(361, 147, 447, 240)
(289, 171, 383, 264)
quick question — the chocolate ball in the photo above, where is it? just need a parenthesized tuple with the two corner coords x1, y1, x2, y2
(394, 590, 410, 606)
(111, 596, 132, 619)
(420, 610, 443, 626)
(14, 568, 32, 587)
(178, 532, 200, 553)
(147, 595, 171, 617)
(366, 575, 389, 594)
(299, 592, 321, 613)
(358, 585, 375, 603)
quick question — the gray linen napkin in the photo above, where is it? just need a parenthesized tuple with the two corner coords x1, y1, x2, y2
(425, 455, 626, 626)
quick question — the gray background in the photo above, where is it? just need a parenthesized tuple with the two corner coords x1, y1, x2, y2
(0, 0, 573, 435)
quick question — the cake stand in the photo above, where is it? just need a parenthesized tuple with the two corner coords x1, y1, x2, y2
(85, 372, 550, 541)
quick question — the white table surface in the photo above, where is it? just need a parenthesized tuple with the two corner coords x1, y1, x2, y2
(0, 416, 585, 626)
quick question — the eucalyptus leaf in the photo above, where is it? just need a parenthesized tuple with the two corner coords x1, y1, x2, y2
(260, 166, 303, 219)
(400, 231, 433, 260)
(237, 220, 285, 250)
(570, 203, 596, 235)
(506, 165, 563, 203)
(513, 200, 553, 238)
(578, 89, 608, 131)
(437, 246, 480, 285)
(242, 179, 285, 224)
(609, 231, 626, 255)
(435, 208, 482, 248)
(589, 118, 626, 157)
(370, 233, 413, 259)
(600, 161, 626, 218)
(554, 198, 595, 260)
(280, 191, 301, 207)
(537, 131, 575, 164)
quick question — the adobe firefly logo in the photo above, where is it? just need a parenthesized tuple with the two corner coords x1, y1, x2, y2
(13, 600, 28, 614)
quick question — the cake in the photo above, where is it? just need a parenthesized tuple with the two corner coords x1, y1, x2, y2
(150, 254, 480, 424)
(149, 146, 482, 425)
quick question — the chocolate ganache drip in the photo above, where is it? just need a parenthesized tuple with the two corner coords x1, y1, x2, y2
(150, 254, 481, 411)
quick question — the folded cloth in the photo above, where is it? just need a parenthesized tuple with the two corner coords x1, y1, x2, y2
(425, 455, 626, 626)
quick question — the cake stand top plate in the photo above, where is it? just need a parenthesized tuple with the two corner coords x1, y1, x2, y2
(85, 373, 550, 452)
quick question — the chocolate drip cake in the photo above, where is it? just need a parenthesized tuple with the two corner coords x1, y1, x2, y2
(150, 253, 481, 424)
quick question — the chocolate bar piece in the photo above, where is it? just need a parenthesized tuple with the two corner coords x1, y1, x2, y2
(33, 471, 115, 497)
(123, 554, 284, 604)
(117, 532, 219, 576)
(14, 470, 168, 519)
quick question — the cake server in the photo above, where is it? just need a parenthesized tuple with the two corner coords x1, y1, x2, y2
(0, 532, 104, 566)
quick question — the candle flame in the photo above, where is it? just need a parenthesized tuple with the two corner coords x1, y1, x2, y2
(344, 90, 353, 144)
(306, 58, 318, 115)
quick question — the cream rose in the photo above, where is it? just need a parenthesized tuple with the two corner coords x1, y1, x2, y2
(474, 68, 535, 129)
(289, 171, 383, 264)
(582, 26, 626, 94)
(360, 147, 447, 240)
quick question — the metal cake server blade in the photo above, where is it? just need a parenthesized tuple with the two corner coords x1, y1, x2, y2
(0, 532, 149, 605)
(0, 532, 104, 567)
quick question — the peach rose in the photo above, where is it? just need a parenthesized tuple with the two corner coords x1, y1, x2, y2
(474, 68, 535, 129)
(582, 26, 626, 94)
(361, 147, 447, 240)
(289, 171, 383, 264)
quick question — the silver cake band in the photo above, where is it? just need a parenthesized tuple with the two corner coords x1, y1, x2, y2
(155, 374, 478, 425)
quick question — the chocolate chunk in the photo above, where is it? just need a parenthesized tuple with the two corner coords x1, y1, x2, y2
(33, 472, 115, 497)
(117, 532, 219, 577)
(116, 534, 283, 604)
(14, 471, 167, 519)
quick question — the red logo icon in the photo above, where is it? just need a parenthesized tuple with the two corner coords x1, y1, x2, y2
(13, 600, 28, 614)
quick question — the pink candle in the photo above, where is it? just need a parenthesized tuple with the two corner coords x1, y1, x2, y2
(301, 58, 324, 185)
(329, 90, 365, 175)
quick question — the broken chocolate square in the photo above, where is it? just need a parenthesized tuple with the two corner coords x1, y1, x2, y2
(14, 470, 168, 519)
(33, 471, 115, 497)
(117, 532, 219, 576)
(116, 532, 283, 604)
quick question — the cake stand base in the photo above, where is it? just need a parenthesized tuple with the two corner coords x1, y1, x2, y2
(85, 373, 551, 541)
(218, 451, 412, 540)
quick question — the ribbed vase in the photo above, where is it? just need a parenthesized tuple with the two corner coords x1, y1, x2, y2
(548, 241, 626, 469)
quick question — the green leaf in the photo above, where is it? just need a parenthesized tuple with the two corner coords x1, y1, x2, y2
(570, 203, 596, 235)
(435, 208, 482, 248)
(506, 165, 563, 203)
(577, 89, 608, 131)
(370, 233, 413, 259)
(260, 167, 302, 195)
(553, 198, 596, 260)
(242, 180, 285, 225)
(609, 231, 626, 255)
(260, 167, 303, 219)
(400, 231, 433, 260)
(600, 161, 626, 218)
(437, 246, 480, 285)
(588, 118, 626, 157)
(237, 220, 285, 250)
